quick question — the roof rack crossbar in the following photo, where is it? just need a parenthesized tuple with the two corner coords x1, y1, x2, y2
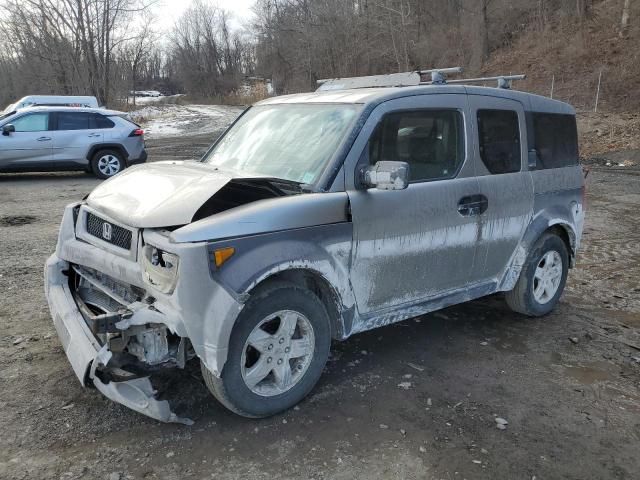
(421, 74, 526, 89)
(419, 67, 463, 85)
(316, 66, 463, 91)
(315, 69, 525, 91)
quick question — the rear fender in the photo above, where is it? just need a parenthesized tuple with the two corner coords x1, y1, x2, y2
(499, 202, 582, 291)
(86, 143, 129, 162)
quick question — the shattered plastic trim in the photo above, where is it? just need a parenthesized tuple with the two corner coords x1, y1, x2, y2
(91, 345, 193, 425)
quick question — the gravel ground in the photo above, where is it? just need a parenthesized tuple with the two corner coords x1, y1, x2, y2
(0, 120, 639, 479)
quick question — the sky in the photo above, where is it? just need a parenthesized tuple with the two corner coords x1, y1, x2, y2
(152, 0, 255, 33)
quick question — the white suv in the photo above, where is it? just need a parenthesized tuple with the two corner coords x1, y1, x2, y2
(0, 106, 147, 178)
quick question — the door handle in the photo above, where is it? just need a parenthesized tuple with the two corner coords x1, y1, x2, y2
(458, 194, 488, 217)
(88, 133, 101, 138)
(37, 136, 51, 142)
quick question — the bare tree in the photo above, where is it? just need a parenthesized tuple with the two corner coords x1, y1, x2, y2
(1, 0, 155, 106)
(171, 0, 249, 98)
(620, 0, 631, 36)
(122, 12, 157, 105)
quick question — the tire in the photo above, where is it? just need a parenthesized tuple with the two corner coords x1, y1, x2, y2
(91, 149, 125, 179)
(505, 232, 569, 316)
(201, 281, 331, 418)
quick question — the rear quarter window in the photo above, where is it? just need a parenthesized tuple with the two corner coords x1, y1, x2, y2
(91, 114, 115, 129)
(532, 113, 579, 169)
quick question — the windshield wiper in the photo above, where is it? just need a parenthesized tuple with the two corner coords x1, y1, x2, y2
(262, 178, 316, 194)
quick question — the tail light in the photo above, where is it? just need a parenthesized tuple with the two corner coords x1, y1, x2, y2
(129, 128, 144, 137)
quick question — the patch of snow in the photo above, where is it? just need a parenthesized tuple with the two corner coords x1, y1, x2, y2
(130, 103, 244, 139)
(126, 94, 185, 105)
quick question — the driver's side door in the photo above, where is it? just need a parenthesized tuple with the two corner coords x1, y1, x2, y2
(346, 94, 483, 317)
(0, 112, 53, 170)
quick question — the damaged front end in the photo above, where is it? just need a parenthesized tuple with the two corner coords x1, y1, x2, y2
(44, 197, 246, 425)
(46, 258, 194, 425)
(45, 161, 348, 422)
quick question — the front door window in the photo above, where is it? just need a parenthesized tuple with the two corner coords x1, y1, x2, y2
(12, 113, 49, 132)
(369, 109, 465, 182)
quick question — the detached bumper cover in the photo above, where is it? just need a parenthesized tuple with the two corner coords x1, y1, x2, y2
(45, 254, 193, 425)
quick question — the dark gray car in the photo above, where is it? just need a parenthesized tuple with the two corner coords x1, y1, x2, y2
(45, 80, 585, 423)
(0, 106, 146, 178)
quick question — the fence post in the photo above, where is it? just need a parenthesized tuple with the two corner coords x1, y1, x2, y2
(550, 74, 555, 99)
(594, 68, 603, 113)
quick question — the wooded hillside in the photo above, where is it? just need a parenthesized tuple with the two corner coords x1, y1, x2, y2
(0, 0, 637, 113)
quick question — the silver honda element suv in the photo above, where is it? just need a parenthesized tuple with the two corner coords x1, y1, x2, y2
(45, 69, 585, 423)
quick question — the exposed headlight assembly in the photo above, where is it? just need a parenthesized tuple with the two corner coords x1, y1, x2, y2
(142, 244, 179, 294)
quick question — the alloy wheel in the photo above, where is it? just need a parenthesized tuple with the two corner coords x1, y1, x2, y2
(97, 154, 121, 177)
(240, 310, 315, 397)
(532, 250, 563, 304)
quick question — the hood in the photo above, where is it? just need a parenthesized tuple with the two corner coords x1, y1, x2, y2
(87, 161, 234, 228)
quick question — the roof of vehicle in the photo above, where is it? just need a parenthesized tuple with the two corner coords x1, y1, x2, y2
(14, 94, 98, 100)
(257, 84, 574, 115)
(8, 106, 125, 116)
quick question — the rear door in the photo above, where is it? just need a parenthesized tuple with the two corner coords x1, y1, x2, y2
(50, 111, 104, 168)
(0, 112, 53, 170)
(467, 95, 534, 282)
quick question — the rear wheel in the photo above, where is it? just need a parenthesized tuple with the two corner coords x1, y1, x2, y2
(201, 282, 331, 418)
(91, 149, 124, 179)
(505, 233, 569, 316)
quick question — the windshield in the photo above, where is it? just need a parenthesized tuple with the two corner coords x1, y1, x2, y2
(203, 104, 360, 184)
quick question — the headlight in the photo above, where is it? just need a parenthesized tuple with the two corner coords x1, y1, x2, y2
(142, 245, 179, 294)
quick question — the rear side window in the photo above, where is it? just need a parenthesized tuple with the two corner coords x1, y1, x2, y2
(91, 114, 115, 129)
(477, 109, 521, 174)
(532, 113, 578, 169)
(56, 112, 91, 130)
(12, 113, 49, 132)
(369, 109, 464, 182)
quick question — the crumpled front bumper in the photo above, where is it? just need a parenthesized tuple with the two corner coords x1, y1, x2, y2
(43, 203, 246, 424)
(45, 253, 193, 425)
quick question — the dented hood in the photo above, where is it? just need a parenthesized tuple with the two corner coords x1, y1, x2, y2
(86, 161, 234, 228)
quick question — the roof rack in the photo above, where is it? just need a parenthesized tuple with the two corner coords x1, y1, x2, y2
(316, 68, 525, 91)
(429, 74, 527, 89)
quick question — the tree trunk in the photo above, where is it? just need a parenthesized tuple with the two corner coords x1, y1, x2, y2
(469, 0, 490, 70)
(620, 0, 631, 37)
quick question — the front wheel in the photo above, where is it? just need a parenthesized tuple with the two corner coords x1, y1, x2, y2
(505, 233, 569, 316)
(201, 282, 331, 418)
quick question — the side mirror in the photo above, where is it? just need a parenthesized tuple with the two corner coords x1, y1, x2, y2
(2, 124, 15, 136)
(362, 161, 410, 190)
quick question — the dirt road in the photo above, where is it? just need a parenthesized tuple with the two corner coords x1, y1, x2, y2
(0, 123, 639, 479)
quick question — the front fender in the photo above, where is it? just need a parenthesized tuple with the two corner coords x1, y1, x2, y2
(206, 222, 355, 340)
(210, 223, 353, 299)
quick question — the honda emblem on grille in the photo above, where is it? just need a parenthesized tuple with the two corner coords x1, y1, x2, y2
(102, 222, 113, 241)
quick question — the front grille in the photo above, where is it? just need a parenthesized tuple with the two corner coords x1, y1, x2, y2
(86, 212, 133, 250)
